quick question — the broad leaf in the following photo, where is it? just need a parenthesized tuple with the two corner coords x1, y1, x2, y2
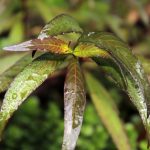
(74, 32, 150, 143)
(3, 37, 72, 54)
(38, 14, 83, 39)
(62, 57, 86, 150)
(0, 53, 65, 138)
(0, 54, 33, 93)
(85, 72, 131, 150)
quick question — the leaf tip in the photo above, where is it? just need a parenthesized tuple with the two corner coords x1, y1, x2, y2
(3, 40, 33, 52)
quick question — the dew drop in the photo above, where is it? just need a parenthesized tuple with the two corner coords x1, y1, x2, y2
(12, 93, 17, 99)
(88, 32, 95, 36)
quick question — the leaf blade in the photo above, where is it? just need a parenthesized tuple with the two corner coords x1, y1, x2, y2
(62, 57, 86, 150)
(0, 53, 65, 138)
(85, 72, 131, 150)
(3, 37, 72, 54)
(74, 32, 150, 143)
(0, 54, 33, 93)
(93, 57, 150, 143)
(38, 14, 83, 39)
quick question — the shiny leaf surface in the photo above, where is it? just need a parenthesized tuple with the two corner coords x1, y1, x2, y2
(74, 32, 150, 143)
(93, 57, 150, 144)
(3, 37, 72, 54)
(0, 53, 65, 138)
(38, 14, 83, 39)
(62, 57, 86, 150)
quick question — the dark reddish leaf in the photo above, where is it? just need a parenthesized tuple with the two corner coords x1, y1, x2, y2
(3, 37, 72, 54)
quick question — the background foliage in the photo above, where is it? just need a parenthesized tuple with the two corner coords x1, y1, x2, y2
(0, 0, 150, 149)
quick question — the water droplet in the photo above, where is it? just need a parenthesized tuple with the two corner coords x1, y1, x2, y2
(135, 61, 144, 79)
(12, 93, 17, 99)
(88, 32, 95, 36)
(38, 32, 48, 40)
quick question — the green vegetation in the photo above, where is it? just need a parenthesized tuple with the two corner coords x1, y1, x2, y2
(0, 1, 150, 150)
(0, 96, 146, 150)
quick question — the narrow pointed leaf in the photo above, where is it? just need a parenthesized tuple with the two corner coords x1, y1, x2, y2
(38, 14, 83, 39)
(3, 14, 82, 55)
(93, 57, 127, 89)
(0, 54, 33, 93)
(74, 32, 150, 142)
(3, 37, 72, 54)
(93, 57, 150, 143)
(85, 73, 131, 150)
(0, 53, 65, 138)
(62, 58, 86, 150)
(85, 72, 131, 150)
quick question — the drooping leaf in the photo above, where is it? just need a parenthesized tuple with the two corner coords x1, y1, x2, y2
(0, 53, 66, 138)
(38, 14, 83, 39)
(3, 37, 72, 54)
(62, 57, 86, 150)
(93, 56, 150, 142)
(0, 54, 33, 93)
(85, 72, 131, 150)
(74, 32, 150, 144)
(93, 57, 127, 89)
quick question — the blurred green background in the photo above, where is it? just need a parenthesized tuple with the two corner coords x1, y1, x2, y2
(0, 0, 150, 149)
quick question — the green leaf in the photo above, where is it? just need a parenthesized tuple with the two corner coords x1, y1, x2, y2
(0, 53, 65, 139)
(3, 14, 82, 55)
(93, 57, 126, 89)
(0, 54, 33, 93)
(38, 14, 83, 39)
(62, 57, 86, 150)
(74, 42, 110, 58)
(93, 57, 150, 143)
(74, 32, 150, 143)
(0, 52, 27, 74)
(85, 72, 131, 150)
(138, 56, 150, 75)
(75, 32, 140, 77)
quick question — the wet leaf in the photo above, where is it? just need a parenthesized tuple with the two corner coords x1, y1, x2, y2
(74, 32, 150, 143)
(85, 72, 131, 150)
(3, 37, 72, 54)
(93, 57, 126, 89)
(0, 54, 33, 93)
(38, 14, 83, 39)
(0, 53, 66, 138)
(3, 14, 83, 56)
(62, 57, 86, 150)
(93, 57, 150, 144)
